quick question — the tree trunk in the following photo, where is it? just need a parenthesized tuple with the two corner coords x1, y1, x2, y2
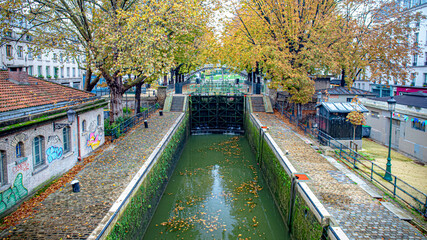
(84, 67, 93, 91)
(109, 78, 124, 123)
(135, 81, 143, 113)
(341, 69, 346, 87)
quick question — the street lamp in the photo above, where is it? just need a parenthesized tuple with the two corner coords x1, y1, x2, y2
(384, 96, 396, 181)
(53, 108, 76, 131)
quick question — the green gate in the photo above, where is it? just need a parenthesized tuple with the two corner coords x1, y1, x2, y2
(190, 95, 245, 134)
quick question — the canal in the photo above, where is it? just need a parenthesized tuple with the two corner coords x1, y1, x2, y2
(143, 134, 289, 239)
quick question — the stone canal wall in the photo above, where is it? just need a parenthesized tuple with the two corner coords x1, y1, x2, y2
(245, 112, 347, 240)
(89, 112, 189, 240)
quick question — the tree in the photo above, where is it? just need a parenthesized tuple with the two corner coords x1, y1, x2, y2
(92, 0, 212, 121)
(334, 0, 424, 86)
(346, 96, 366, 149)
(220, 0, 341, 106)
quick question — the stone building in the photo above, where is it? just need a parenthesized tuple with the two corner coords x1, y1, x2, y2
(0, 68, 107, 215)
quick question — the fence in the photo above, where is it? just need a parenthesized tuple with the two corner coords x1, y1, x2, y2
(105, 103, 160, 142)
(274, 102, 427, 218)
(275, 102, 318, 138)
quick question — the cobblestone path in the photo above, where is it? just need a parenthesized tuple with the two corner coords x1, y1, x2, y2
(0, 112, 181, 240)
(256, 113, 426, 240)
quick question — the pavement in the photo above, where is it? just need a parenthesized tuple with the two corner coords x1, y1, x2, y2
(255, 112, 426, 240)
(0, 112, 181, 240)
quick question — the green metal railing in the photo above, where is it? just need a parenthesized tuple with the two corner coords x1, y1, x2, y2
(105, 103, 160, 142)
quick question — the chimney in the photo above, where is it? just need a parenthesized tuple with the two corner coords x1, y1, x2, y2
(7, 67, 30, 85)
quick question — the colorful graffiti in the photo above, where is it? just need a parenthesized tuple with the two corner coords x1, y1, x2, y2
(0, 173, 28, 214)
(46, 146, 63, 163)
(87, 132, 100, 150)
(12, 161, 30, 174)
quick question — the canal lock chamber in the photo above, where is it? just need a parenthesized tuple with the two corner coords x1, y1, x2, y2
(104, 95, 333, 240)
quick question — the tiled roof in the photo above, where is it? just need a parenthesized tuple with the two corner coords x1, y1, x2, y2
(0, 71, 94, 113)
(319, 86, 375, 96)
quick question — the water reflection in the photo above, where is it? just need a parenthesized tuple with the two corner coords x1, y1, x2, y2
(142, 135, 289, 240)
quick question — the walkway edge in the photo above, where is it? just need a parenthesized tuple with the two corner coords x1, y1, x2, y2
(250, 113, 349, 239)
(88, 113, 185, 240)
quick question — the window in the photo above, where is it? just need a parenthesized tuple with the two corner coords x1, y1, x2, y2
(37, 54, 42, 60)
(38, 66, 42, 76)
(33, 136, 45, 167)
(415, 32, 419, 43)
(412, 121, 426, 131)
(6, 45, 12, 57)
(63, 127, 71, 153)
(97, 115, 101, 126)
(53, 53, 57, 62)
(60, 53, 63, 62)
(67, 67, 70, 77)
(28, 66, 33, 76)
(61, 67, 64, 78)
(413, 54, 418, 66)
(17, 46, 23, 58)
(28, 47, 33, 59)
(411, 73, 417, 85)
(72, 67, 76, 77)
(54, 67, 59, 78)
(346, 98, 353, 102)
(16, 142, 24, 158)
(5, 31, 12, 38)
(82, 120, 86, 132)
(46, 66, 50, 77)
(0, 151, 5, 185)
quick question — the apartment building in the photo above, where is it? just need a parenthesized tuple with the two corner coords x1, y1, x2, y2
(1, 28, 84, 89)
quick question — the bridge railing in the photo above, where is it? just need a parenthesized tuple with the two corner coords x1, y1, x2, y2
(274, 102, 427, 217)
(105, 103, 160, 142)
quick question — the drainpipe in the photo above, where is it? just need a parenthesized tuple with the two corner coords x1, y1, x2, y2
(77, 115, 82, 161)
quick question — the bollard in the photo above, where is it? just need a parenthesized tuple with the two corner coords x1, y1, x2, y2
(71, 180, 80, 192)
(159, 110, 163, 116)
(144, 120, 148, 128)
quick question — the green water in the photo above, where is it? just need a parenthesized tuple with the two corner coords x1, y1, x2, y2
(143, 135, 289, 240)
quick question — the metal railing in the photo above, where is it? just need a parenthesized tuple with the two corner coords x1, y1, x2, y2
(274, 102, 427, 217)
(105, 103, 160, 142)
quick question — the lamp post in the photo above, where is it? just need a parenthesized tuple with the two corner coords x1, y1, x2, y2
(53, 108, 76, 131)
(384, 96, 396, 181)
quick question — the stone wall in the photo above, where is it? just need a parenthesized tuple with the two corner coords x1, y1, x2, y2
(245, 112, 335, 240)
(104, 113, 188, 240)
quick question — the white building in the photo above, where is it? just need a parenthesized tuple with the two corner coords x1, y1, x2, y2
(1, 29, 85, 89)
(0, 68, 106, 215)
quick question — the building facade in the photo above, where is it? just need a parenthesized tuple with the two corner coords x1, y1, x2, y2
(361, 92, 427, 162)
(0, 69, 107, 215)
(1, 28, 85, 89)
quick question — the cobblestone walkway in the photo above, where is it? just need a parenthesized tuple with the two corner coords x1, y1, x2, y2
(256, 113, 426, 240)
(0, 112, 181, 240)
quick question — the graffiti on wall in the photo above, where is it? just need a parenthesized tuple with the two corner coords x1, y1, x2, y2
(87, 132, 100, 150)
(12, 161, 30, 174)
(86, 120, 103, 151)
(10, 133, 28, 147)
(47, 135, 61, 145)
(46, 146, 63, 163)
(0, 173, 28, 214)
